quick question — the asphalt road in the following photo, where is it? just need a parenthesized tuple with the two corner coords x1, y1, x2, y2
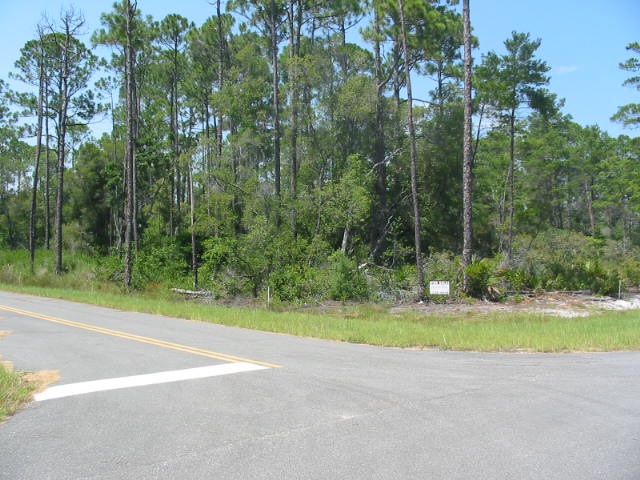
(0, 291, 638, 479)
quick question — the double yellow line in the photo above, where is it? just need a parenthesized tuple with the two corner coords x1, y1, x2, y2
(0, 305, 281, 369)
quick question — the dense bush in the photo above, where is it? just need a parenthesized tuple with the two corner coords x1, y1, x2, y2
(465, 257, 496, 298)
(508, 230, 626, 295)
(132, 244, 191, 290)
(0, 227, 636, 302)
(603, 242, 640, 289)
(268, 264, 326, 302)
(328, 251, 370, 301)
(369, 263, 417, 302)
(423, 251, 460, 283)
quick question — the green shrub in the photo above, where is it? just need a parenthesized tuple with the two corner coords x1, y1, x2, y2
(512, 230, 625, 295)
(465, 258, 494, 298)
(603, 243, 640, 291)
(269, 264, 326, 302)
(133, 244, 189, 289)
(500, 266, 529, 292)
(204, 268, 253, 299)
(328, 250, 369, 301)
(95, 252, 125, 284)
(369, 263, 417, 302)
(424, 251, 461, 284)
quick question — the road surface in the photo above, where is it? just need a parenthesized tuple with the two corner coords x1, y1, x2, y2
(0, 291, 638, 479)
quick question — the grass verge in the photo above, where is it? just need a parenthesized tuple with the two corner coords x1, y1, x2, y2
(0, 361, 35, 423)
(1, 283, 639, 352)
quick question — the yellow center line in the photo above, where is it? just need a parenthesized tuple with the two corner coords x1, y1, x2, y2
(0, 305, 282, 369)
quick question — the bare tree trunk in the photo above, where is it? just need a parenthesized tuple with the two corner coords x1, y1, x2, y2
(44, 86, 51, 250)
(371, 4, 389, 261)
(462, 0, 474, 293)
(54, 20, 73, 275)
(288, 0, 301, 236)
(30, 32, 46, 272)
(216, 0, 224, 160)
(271, 0, 282, 204)
(133, 80, 139, 251)
(288, 0, 297, 196)
(188, 159, 197, 289)
(398, 0, 425, 300)
(341, 223, 349, 254)
(54, 93, 66, 275)
(109, 88, 119, 250)
(585, 178, 596, 236)
(170, 71, 179, 236)
(506, 107, 516, 264)
(392, 38, 402, 111)
(123, 0, 137, 290)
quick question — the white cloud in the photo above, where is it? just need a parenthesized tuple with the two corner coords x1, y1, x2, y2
(552, 65, 580, 75)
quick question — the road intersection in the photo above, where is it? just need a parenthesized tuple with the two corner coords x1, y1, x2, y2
(1, 291, 638, 479)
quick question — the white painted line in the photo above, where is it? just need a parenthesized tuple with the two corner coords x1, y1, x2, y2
(34, 362, 269, 401)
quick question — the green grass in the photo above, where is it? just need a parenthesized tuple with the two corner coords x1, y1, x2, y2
(0, 362, 34, 423)
(1, 283, 639, 353)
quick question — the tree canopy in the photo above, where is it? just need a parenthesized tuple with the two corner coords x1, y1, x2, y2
(1, 1, 638, 301)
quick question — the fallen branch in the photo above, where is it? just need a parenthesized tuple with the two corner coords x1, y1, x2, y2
(171, 288, 211, 298)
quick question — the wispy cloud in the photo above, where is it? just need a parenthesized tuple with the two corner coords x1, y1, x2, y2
(552, 65, 580, 75)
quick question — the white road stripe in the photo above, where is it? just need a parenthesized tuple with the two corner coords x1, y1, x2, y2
(34, 362, 269, 401)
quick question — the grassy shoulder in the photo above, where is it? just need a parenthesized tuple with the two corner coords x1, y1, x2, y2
(0, 361, 35, 423)
(1, 283, 639, 353)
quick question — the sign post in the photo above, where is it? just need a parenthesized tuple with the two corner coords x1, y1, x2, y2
(429, 280, 450, 296)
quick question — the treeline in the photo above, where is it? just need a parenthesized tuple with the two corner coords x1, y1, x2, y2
(0, 1, 638, 301)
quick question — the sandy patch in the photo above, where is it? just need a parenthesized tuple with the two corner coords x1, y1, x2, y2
(22, 370, 60, 395)
(1, 347, 60, 397)
(390, 292, 640, 317)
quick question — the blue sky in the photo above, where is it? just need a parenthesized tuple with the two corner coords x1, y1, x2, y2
(1, 0, 638, 138)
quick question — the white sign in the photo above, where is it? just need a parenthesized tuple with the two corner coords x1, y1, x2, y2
(429, 280, 450, 295)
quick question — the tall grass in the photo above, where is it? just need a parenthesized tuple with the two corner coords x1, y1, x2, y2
(0, 362, 34, 422)
(0, 249, 119, 293)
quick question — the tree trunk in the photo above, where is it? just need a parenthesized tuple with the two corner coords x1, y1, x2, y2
(44, 92, 51, 250)
(398, 0, 425, 300)
(54, 35, 71, 275)
(171, 55, 181, 233)
(132, 30, 139, 251)
(341, 224, 349, 254)
(271, 0, 281, 203)
(392, 38, 402, 111)
(123, 0, 137, 290)
(288, 0, 299, 199)
(288, 0, 301, 235)
(110, 88, 119, 250)
(54, 96, 66, 275)
(507, 106, 516, 264)
(462, 0, 474, 293)
(188, 159, 197, 289)
(216, 0, 224, 159)
(371, 4, 388, 261)
(585, 178, 596, 236)
(30, 35, 46, 272)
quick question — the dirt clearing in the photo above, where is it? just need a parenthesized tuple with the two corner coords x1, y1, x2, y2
(391, 292, 640, 317)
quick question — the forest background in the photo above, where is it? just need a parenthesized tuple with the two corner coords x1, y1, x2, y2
(0, 0, 639, 304)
